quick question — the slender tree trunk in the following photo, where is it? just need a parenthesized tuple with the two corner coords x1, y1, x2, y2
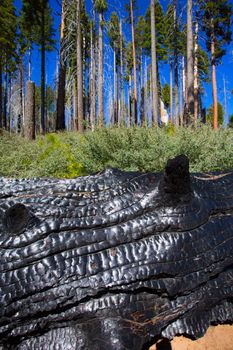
(72, 79, 78, 131)
(169, 54, 173, 123)
(0, 60, 2, 129)
(98, 12, 104, 127)
(181, 55, 185, 126)
(28, 45, 32, 81)
(223, 76, 227, 123)
(3, 70, 7, 129)
(56, 0, 66, 131)
(19, 60, 24, 133)
(179, 61, 183, 125)
(150, 0, 158, 126)
(128, 74, 132, 126)
(25, 80, 35, 140)
(109, 85, 114, 125)
(82, 36, 87, 125)
(211, 20, 218, 130)
(41, 7, 46, 134)
(186, 0, 194, 122)
(76, 0, 84, 132)
(90, 22, 96, 131)
(174, 0, 179, 127)
(7, 73, 12, 131)
(143, 59, 148, 126)
(130, 0, 137, 125)
(119, 20, 123, 126)
(113, 45, 117, 125)
(194, 18, 199, 124)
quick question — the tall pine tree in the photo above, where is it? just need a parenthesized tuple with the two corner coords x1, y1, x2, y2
(0, 0, 17, 129)
(199, 0, 232, 129)
(95, 0, 107, 127)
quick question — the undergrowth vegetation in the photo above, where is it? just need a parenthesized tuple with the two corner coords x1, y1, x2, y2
(0, 126, 232, 178)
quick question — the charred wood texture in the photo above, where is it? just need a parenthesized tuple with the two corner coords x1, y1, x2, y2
(0, 155, 233, 349)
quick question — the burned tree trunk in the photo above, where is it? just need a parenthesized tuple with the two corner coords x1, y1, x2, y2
(0, 155, 233, 349)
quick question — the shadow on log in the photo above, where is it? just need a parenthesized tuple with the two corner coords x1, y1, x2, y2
(0, 155, 232, 350)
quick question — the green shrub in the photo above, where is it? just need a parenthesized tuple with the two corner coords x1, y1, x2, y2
(0, 126, 232, 178)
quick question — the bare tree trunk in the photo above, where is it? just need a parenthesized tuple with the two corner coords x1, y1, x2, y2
(77, 0, 84, 133)
(28, 46, 32, 81)
(25, 80, 35, 140)
(169, 55, 173, 123)
(128, 74, 132, 126)
(0, 60, 2, 129)
(41, 6, 46, 135)
(73, 80, 78, 131)
(3, 70, 7, 129)
(223, 76, 227, 123)
(113, 45, 117, 125)
(7, 73, 12, 131)
(211, 29, 218, 130)
(19, 61, 24, 134)
(109, 85, 114, 125)
(186, 0, 194, 121)
(56, 0, 66, 131)
(181, 55, 185, 126)
(119, 20, 123, 126)
(150, 0, 158, 126)
(179, 59, 183, 125)
(143, 58, 148, 126)
(194, 17, 198, 124)
(130, 0, 137, 126)
(90, 22, 96, 131)
(174, 0, 179, 127)
(98, 12, 104, 127)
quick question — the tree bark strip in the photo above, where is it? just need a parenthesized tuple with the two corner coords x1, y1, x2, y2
(56, 0, 66, 131)
(130, 0, 137, 126)
(150, 0, 158, 126)
(76, 0, 84, 133)
(186, 0, 194, 122)
(98, 12, 104, 127)
(41, 6, 46, 134)
(25, 80, 36, 140)
(174, 0, 179, 127)
(211, 21, 218, 130)
(90, 22, 96, 131)
(194, 18, 199, 124)
(169, 55, 173, 124)
(0, 60, 2, 129)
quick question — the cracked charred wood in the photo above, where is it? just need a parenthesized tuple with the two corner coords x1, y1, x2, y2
(0, 154, 233, 350)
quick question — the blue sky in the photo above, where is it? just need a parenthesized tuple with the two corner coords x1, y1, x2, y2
(14, 0, 233, 123)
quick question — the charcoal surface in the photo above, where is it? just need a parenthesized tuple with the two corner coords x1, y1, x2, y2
(0, 155, 233, 350)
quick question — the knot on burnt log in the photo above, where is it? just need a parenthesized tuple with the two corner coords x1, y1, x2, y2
(159, 154, 192, 202)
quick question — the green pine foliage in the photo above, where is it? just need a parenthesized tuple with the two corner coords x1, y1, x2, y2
(0, 0, 17, 67)
(94, 0, 107, 13)
(0, 127, 232, 178)
(199, 0, 232, 64)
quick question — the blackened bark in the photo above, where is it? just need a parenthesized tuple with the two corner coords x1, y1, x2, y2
(56, 65, 66, 130)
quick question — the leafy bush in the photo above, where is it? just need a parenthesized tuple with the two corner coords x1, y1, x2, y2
(0, 126, 232, 178)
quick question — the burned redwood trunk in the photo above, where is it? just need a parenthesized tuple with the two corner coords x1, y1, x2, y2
(0, 155, 233, 350)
